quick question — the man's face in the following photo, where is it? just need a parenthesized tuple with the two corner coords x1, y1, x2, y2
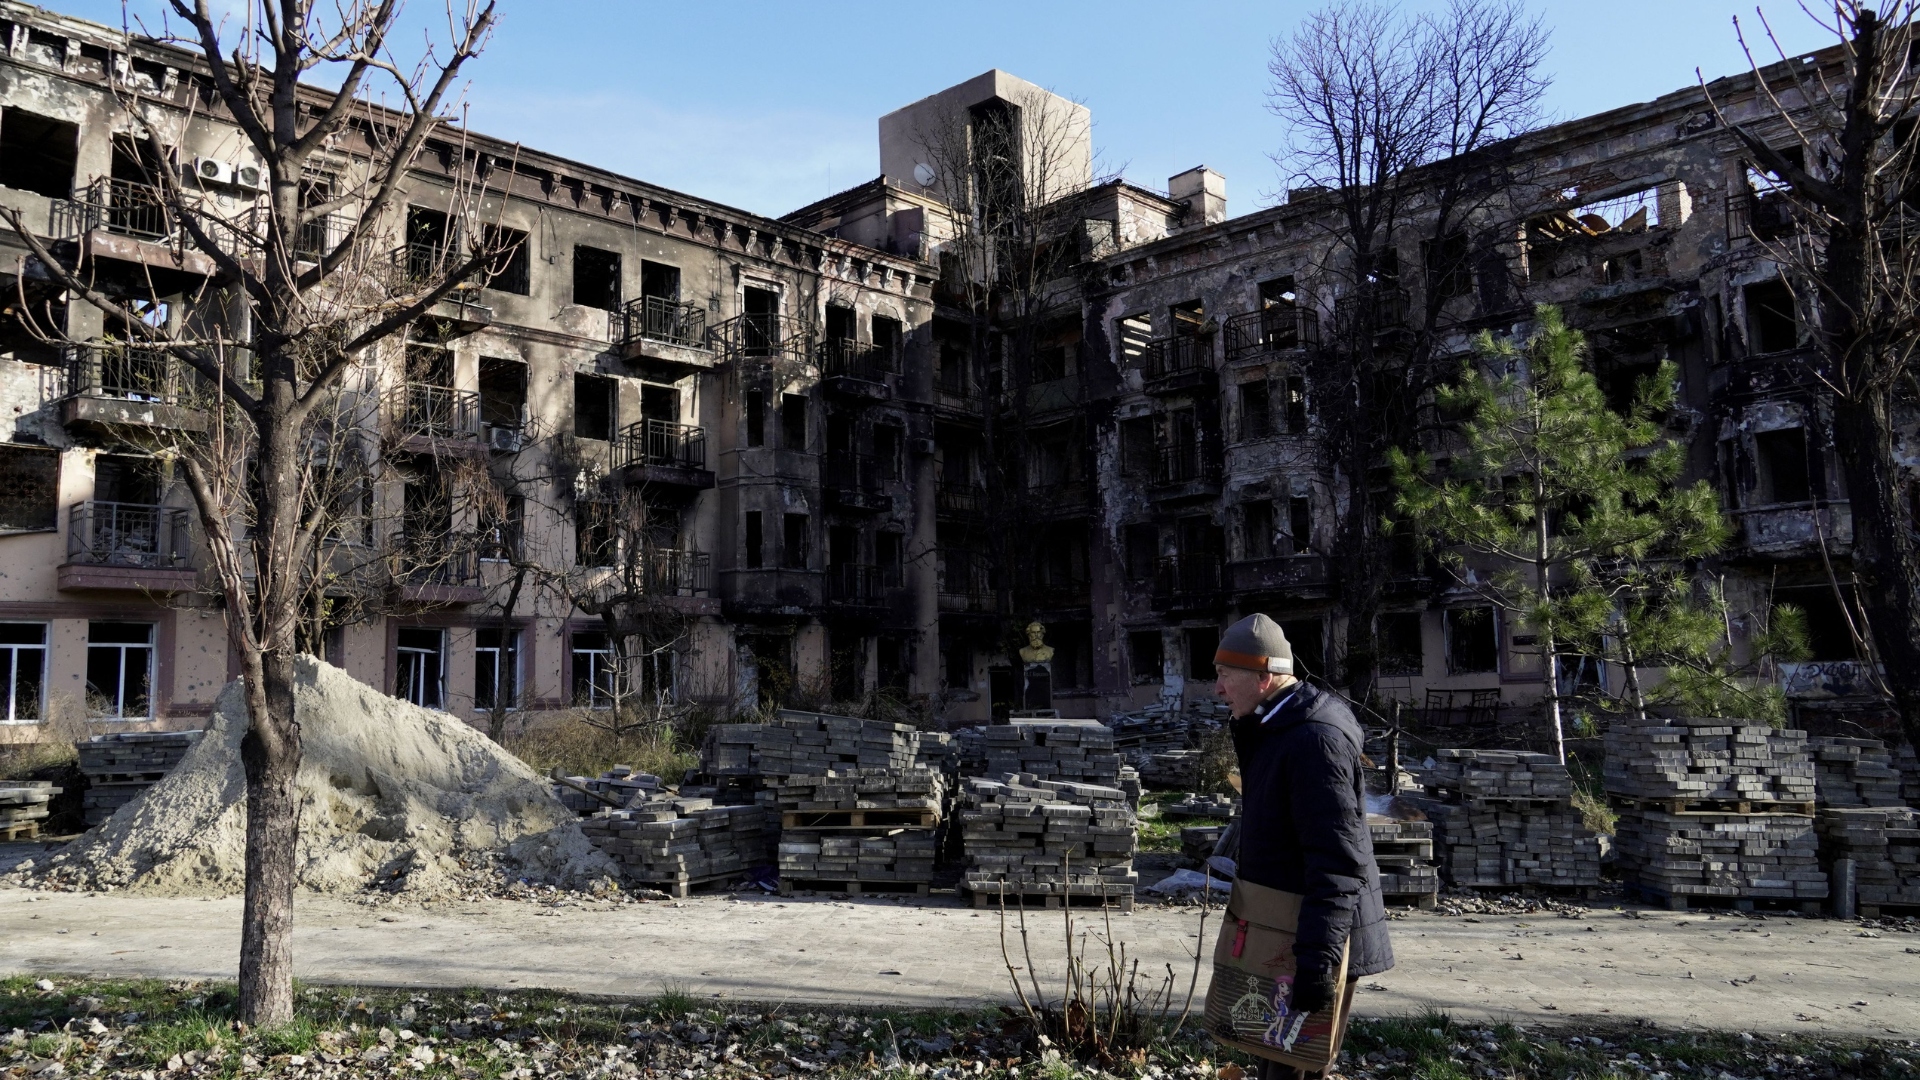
(1216, 664, 1281, 718)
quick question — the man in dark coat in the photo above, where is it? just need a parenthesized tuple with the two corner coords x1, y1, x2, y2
(1213, 613, 1393, 1078)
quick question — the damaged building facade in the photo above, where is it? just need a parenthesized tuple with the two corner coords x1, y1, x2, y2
(0, 1, 1891, 740)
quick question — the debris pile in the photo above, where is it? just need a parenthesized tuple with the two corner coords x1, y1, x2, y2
(579, 797, 767, 897)
(75, 731, 202, 826)
(1806, 737, 1905, 807)
(1815, 806, 1920, 911)
(983, 719, 1122, 785)
(553, 766, 661, 814)
(30, 657, 618, 896)
(1161, 792, 1237, 820)
(0, 780, 57, 840)
(1368, 816, 1440, 902)
(1604, 719, 1815, 803)
(958, 773, 1138, 908)
(1414, 749, 1600, 891)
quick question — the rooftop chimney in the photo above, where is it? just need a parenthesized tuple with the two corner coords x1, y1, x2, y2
(1169, 166, 1226, 228)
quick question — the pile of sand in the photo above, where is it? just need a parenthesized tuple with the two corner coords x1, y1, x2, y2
(28, 656, 618, 897)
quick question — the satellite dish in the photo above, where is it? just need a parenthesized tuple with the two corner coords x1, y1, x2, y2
(912, 162, 937, 187)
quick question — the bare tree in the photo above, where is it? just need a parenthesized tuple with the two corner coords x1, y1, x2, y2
(1, 0, 497, 1024)
(1702, 2, 1920, 755)
(1267, 0, 1550, 705)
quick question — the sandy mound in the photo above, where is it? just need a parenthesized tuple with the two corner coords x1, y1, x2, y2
(29, 656, 618, 897)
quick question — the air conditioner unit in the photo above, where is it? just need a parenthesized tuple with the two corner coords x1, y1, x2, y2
(194, 157, 233, 186)
(487, 424, 523, 453)
(234, 164, 265, 191)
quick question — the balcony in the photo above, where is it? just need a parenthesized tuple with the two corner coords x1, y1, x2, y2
(51, 179, 218, 278)
(936, 479, 987, 518)
(817, 338, 896, 399)
(719, 568, 823, 617)
(825, 562, 892, 613)
(1141, 335, 1214, 394)
(613, 420, 714, 499)
(389, 534, 483, 606)
(1223, 307, 1321, 362)
(59, 501, 197, 593)
(823, 452, 891, 513)
(938, 552, 997, 616)
(384, 384, 483, 455)
(389, 243, 491, 334)
(711, 312, 813, 367)
(291, 212, 352, 263)
(1150, 443, 1222, 502)
(934, 367, 983, 413)
(1023, 479, 1093, 517)
(1732, 502, 1853, 559)
(1333, 286, 1412, 350)
(61, 344, 210, 438)
(1226, 553, 1333, 599)
(1152, 553, 1224, 613)
(612, 296, 712, 375)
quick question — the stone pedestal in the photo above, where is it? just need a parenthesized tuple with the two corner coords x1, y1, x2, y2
(1022, 662, 1052, 711)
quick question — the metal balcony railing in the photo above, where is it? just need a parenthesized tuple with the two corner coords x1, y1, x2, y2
(635, 548, 713, 596)
(1153, 553, 1223, 608)
(67, 501, 192, 569)
(615, 419, 707, 471)
(937, 550, 995, 610)
(291, 213, 351, 261)
(1223, 307, 1322, 361)
(391, 533, 481, 587)
(710, 312, 813, 363)
(612, 295, 707, 349)
(64, 178, 171, 240)
(818, 338, 898, 381)
(64, 343, 196, 404)
(1155, 442, 1220, 486)
(936, 479, 987, 515)
(824, 452, 884, 493)
(1333, 285, 1411, 339)
(934, 365, 980, 399)
(386, 384, 481, 440)
(1142, 335, 1211, 380)
(826, 562, 884, 604)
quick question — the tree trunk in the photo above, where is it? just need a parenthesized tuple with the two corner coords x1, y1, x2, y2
(238, 648, 301, 1026)
(1830, 394, 1920, 756)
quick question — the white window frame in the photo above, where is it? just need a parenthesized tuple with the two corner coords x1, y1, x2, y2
(0, 622, 48, 724)
(395, 627, 447, 710)
(474, 627, 521, 712)
(86, 622, 155, 721)
(570, 631, 618, 709)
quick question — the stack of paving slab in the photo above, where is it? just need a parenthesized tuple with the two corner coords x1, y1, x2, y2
(1899, 741, 1920, 805)
(554, 766, 661, 814)
(1180, 824, 1226, 864)
(1139, 749, 1208, 789)
(75, 731, 203, 826)
(1815, 806, 1920, 913)
(958, 772, 1138, 909)
(1368, 816, 1440, 904)
(706, 709, 924, 778)
(1808, 737, 1906, 808)
(772, 768, 945, 893)
(984, 719, 1123, 785)
(1606, 719, 1826, 908)
(1415, 749, 1600, 892)
(0, 780, 59, 840)
(578, 795, 767, 896)
(1161, 793, 1238, 820)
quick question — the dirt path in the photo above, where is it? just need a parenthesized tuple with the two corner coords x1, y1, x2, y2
(1, 884, 1913, 1038)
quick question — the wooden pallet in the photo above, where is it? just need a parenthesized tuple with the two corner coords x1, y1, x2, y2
(778, 879, 930, 897)
(1858, 901, 1920, 919)
(965, 884, 1135, 913)
(1610, 796, 1816, 817)
(1381, 890, 1438, 910)
(0, 820, 42, 841)
(1622, 882, 1823, 914)
(629, 871, 745, 899)
(781, 809, 939, 830)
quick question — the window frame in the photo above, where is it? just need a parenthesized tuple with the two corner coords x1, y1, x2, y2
(0, 622, 48, 724)
(394, 626, 447, 710)
(86, 621, 155, 721)
(474, 626, 522, 712)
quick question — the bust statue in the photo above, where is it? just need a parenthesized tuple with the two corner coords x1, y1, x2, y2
(1018, 620, 1054, 665)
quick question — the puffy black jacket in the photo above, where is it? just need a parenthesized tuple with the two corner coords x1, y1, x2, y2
(1230, 681, 1394, 979)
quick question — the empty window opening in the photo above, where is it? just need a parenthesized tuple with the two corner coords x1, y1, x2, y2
(874, 425, 902, 481)
(743, 286, 779, 354)
(1170, 300, 1206, 337)
(1754, 427, 1813, 504)
(1241, 500, 1275, 560)
(1129, 630, 1165, 683)
(1119, 416, 1155, 477)
(872, 315, 903, 367)
(876, 530, 904, 586)
(1185, 626, 1219, 680)
(782, 512, 810, 569)
(1124, 523, 1159, 581)
(1239, 380, 1273, 440)
(479, 356, 527, 430)
(572, 245, 622, 310)
(576, 501, 616, 567)
(1117, 313, 1153, 365)
(1287, 495, 1313, 555)
(1445, 607, 1499, 674)
(574, 372, 616, 440)
(1746, 280, 1800, 354)
(0, 623, 47, 723)
(570, 630, 618, 707)
(781, 393, 808, 450)
(825, 304, 856, 344)
(482, 225, 530, 295)
(1284, 375, 1308, 433)
(744, 390, 765, 447)
(0, 110, 78, 198)
(641, 383, 680, 425)
(744, 509, 764, 569)
(1377, 611, 1424, 676)
(0, 445, 59, 532)
(95, 453, 160, 505)
(1423, 231, 1474, 298)
(87, 621, 154, 720)
(1277, 617, 1326, 679)
(640, 260, 680, 301)
(1259, 277, 1298, 309)
(405, 206, 450, 277)
(1050, 621, 1093, 690)
(475, 627, 520, 711)
(1773, 585, 1860, 663)
(944, 639, 972, 691)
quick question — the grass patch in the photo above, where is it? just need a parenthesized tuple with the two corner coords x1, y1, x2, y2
(502, 712, 699, 784)
(1135, 791, 1228, 854)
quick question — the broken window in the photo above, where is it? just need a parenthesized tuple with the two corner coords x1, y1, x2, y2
(1744, 148, 1803, 240)
(572, 245, 622, 310)
(479, 356, 527, 430)
(1119, 416, 1155, 477)
(0, 623, 47, 724)
(780, 393, 807, 450)
(405, 206, 450, 277)
(1278, 618, 1326, 679)
(0, 110, 78, 198)
(1445, 607, 1499, 674)
(1284, 375, 1308, 433)
(743, 286, 779, 355)
(640, 260, 680, 302)
(783, 512, 810, 569)
(474, 627, 520, 711)
(744, 510, 764, 569)
(573, 373, 616, 441)
(872, 315, 903, 369)
(1239, 380, 1273, 440)
(0, 445, 59, 532)
(933, 317, 972, 392)
(575, 501, 616, 567)
(1185, 626, 1219, 680)
(1129, 630, 1164, 683)
(1288, 495, 1313, 555)
(876, 530, 904, 587)
(1773, 585, 1859, 663)
(1031, 315, 1080, 382)
(744, 390, 765, 447)
(1754, 427, 1813, 504)
(1241, 500, 1275, 560)
(1377, 611, 1424, 676)
(1050, 622, 1094, 690)
(1745, 279, 1800, 354)
(825, 304, 856, 345)
(1423, 231, 1474, 298)
(874, 425, 902, 481)
(570, 630, 618, 707)
(482, 225, 530, 295)
(1124, 523, 1158, 581)
(1116, 313, 1153, 366)
(95, 453, 160, 505)
(944, 639, 972, 691)
(1171, 300, 1206, 338)
(86, 622, 154, 720)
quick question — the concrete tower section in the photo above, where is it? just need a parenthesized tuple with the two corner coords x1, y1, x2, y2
(878, 70, 1092, 206)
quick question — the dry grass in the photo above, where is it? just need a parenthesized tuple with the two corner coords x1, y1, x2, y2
(503, 711, 699, 784)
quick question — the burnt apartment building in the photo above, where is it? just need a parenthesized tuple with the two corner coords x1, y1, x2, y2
(0, 2, 1886, 739)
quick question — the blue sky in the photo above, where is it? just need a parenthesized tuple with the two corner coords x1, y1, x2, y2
(51, 1, 1838, 219)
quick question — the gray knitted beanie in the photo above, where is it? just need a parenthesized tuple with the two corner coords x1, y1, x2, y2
(1213, 613, 1293, 674)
